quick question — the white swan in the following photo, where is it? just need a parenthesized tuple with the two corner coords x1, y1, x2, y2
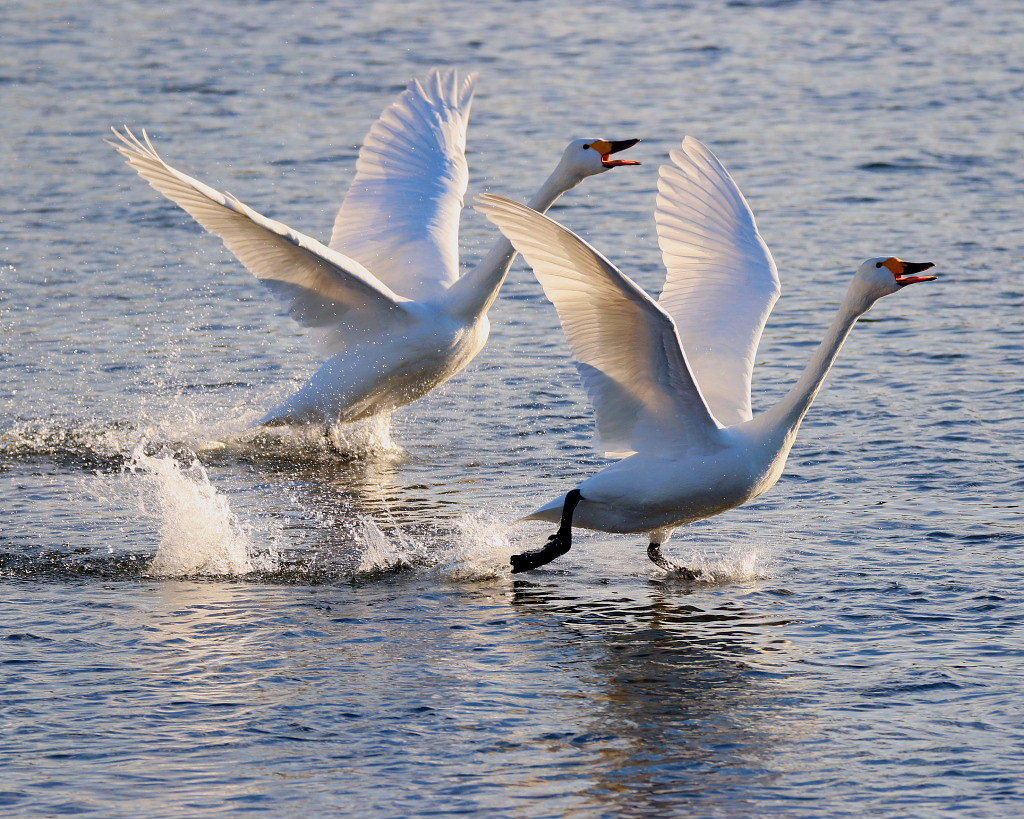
(109, 69, 638, 430)
(476, 136, 937, 575)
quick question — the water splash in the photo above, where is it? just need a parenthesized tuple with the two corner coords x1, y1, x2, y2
(354, 518, 431, 574)
(441, 511, 517, 580)
(655, 539, 778, 584)
(1, 416, 140, 467)
(353, 510, 514, 581)
(351, 516, 775, 585)
(0, 408, 404, 470)
(327, 412, 401, 456)
(246, 411, 403, 461)
(125, 443, 274, 577)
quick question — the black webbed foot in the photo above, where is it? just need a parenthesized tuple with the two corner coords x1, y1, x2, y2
(510, 489, 582, 574)
(510, 531, 571, 573)
(647, 543, 702, 581)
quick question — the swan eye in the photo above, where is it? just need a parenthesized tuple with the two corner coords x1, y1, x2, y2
(582, 144, 590, 150)
(875, 262, 883, 268)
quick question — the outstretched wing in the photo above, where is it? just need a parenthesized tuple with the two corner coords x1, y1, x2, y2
(476, 194, 720, 459)
(656, 137, 781, 426)
(109, 127, 408, 354)
(330, 69, 476, 301)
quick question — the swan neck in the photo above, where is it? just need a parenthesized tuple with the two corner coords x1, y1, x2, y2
(446, 166, 580, 318)
(764, 296, 865, 436)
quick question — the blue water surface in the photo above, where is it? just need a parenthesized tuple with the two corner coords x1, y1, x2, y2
(1, 0, 1023, 816)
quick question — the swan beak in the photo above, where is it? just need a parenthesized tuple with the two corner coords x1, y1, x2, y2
(884, 258, 937, 287)
(591, 138, 641, 167)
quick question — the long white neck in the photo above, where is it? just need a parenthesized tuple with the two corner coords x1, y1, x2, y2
(446, 166, 583, 319)
(758, 293, 868, 439)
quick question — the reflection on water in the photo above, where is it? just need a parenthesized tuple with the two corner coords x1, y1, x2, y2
(511, 581, 804, 813)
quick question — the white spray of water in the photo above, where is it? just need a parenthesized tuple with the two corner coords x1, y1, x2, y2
(1, 400, 403, 466)
(2, 416, 139, 461)
(441, 511, 518, 580)
(353, 510, 515, 581)
(193, 409, 405, 461)
(137, 405, 402, 460)
(125, 443, 273, 577)
(351, 511, 779, 585)
(654, 539, 778, 583)
(326, 412, 401, 456)
(354, 517, 429, 574)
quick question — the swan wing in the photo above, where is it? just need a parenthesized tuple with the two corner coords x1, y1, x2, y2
(476, 194, 720, 458)
(655, 137, 781, 426)
(109, 128, 408, 354)
(329, 69, 476, 301)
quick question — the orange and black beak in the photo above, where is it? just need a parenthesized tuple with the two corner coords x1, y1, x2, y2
(589, 138, 641, 167)
(883, 257, 937, 287)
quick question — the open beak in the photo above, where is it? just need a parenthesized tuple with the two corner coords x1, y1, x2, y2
(590, 138, 641, 167)
(884, 257, 937, 287)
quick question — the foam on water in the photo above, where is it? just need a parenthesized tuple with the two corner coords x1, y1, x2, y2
(327, 412, 401, 456)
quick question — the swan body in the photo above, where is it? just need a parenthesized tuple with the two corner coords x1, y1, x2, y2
(256, 302, 489, 425)
(477, 137, 936, 573)
(525, 425, 786, 535)
(109, 70, 638, 428)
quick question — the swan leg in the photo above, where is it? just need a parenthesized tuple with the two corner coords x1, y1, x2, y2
(511, 489, 583, 574)
(647, 541, 701, 581)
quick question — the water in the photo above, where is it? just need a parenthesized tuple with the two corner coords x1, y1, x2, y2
(2, 0, 1023, 815)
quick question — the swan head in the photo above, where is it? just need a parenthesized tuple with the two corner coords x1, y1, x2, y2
(558, 138, 641, 180)
(850, 257, 936, 308)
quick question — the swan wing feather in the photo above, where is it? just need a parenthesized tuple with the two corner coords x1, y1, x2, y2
(109, 127, 408, 354)
(656, 137, 781, 425)
(329, 69, 476, 301)
(476, 194, 720, 458)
